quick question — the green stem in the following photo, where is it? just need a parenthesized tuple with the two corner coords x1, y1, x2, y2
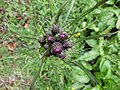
(54, 1, 70, 24)
(65, 0, 75, 21)
(62, 60, 99, 85)
(71, 61, 99, 84)
(77, 31, 118, 41)
(30, 57, 46, 90)
(9, 30, 38, 40)
(65, 0, 107, 29)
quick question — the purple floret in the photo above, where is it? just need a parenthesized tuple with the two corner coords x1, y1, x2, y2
(52, 42, 63, 54)
(47, 36, 55, 43)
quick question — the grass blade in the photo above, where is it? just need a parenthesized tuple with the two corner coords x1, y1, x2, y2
(66, 0, 108, 28)
(54, 1, 70, 24)
(65, 0, 75, 21)
(71, 61, 99, 85)
(62, 59, 99, 85)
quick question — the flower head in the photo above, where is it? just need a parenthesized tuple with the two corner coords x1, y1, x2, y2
(51, 42, 63, 54)
(63, 41, 73, 49)
(51, 24, 60, 35)
(47, 36, 55, 43)
(38, 24, 72, 59)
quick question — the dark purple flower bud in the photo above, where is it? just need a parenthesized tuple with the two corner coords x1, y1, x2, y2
(38, 36, 46, 46)
(45, 31, 53, 36)
(47, 36, 55, 43)
(51, 24, 60, 35)
(57, 51, 66, 59)
(63, 41, 73, 49)
(58, 32, 68, 40)
(51, 42, 63, 54)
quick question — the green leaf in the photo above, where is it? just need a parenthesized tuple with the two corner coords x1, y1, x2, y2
(116, 15, 120, 29)
(106, 0, 115, 5)
(91, 85, 101, 90)
(76, 75, 90, 83)
(86, 39, 97, 47)
(117, 31, 120, 40)
(100, 60, 111, 79)
(79, 48, 99, 61)
(67, 0, 108, 28)
(81, 61, 93, 70)
(89, 24, 100, 32)
(71, 62, 99, 84)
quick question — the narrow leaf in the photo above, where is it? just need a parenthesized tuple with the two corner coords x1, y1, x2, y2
(66, 0, 108, 28)
(54, 1, 70, 24)
(71, 61, 99, 85)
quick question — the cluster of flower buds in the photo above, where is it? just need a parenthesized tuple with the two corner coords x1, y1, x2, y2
(38, 24, 72, 59)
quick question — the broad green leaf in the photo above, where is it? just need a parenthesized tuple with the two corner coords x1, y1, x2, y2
(81, 61, 93, 70)
(71, 62, 99, 84)
(83, 85, 92, 90)
(73, 82, 84, 90)
(100, 60, 111, 79)
(116, 15, 120, 29)
(106, 0, 115, 5)
(79, 49, 99, 61)
(91, 85, 101, 90)
(86, 39, 97, 47)
(76, 75, 90, 83)
(89, 24, 100, 32)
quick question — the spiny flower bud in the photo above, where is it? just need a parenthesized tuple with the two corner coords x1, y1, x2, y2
(57, 51, 66, 59)
(38, 36, 46, 46)
(51, 42, 63, 54)
(47, 36, 55, 43)
(45, 31, 53, 36)
(59, 32, 68, 39)
(63, 41, 73, 49)
(51, 24, 60, 35)
(58, 32, 68, 40)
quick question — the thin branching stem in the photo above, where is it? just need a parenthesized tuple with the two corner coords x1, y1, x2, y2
(65, 0, 75, 21)
(71, 61, 99, 84)
(30, 58, 45, 90)
(64, 0, 108, 29)
(62, 60, 99, 85)
(54, 1, 70, 24)
(9, 30, 38, 40)
(29, 50, 48, 90)
(77, 31, 118, 41)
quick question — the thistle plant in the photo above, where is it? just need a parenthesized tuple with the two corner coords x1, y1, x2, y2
(1, 0, 119, 89)
(6, 0, 118, 89)
(29, 0, 112, 89)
